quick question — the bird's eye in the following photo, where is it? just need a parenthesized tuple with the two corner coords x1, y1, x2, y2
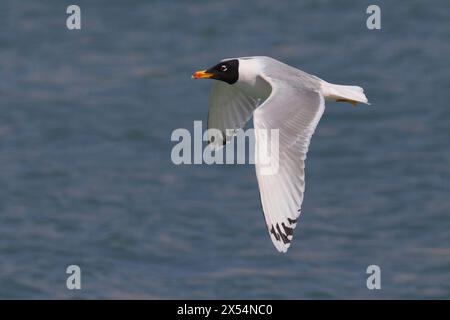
(220, 65, 228, 72)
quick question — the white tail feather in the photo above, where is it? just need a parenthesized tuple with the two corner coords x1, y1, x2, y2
(321, 81, 369, 105)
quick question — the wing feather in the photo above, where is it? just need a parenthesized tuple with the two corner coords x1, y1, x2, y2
(253, 76, 325, 252)
(207, 81, 259, 148)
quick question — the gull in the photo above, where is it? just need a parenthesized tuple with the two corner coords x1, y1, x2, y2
(192, 56, 369, 253)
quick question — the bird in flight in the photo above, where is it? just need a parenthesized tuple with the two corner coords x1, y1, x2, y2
(192, 56, 369, 252)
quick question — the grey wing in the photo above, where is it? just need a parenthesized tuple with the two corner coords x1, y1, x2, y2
(207, 81, 259, 149)
(253, 76, 325, 252)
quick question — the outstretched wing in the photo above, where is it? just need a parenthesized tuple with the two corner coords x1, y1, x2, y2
(207, 81, 259, 148)
(253, 76, 325, 252)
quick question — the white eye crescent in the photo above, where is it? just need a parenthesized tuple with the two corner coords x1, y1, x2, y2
(220, 65, 228, 72)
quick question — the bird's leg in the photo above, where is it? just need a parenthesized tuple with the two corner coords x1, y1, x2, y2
(336, 98, 358, 106)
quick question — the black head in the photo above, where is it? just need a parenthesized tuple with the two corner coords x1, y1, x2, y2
(192, 59, 239, 85)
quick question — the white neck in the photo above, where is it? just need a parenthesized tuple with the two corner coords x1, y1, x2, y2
(234, 58, 271, 100)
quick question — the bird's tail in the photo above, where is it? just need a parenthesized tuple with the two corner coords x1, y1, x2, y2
(320, 81, 369, 106)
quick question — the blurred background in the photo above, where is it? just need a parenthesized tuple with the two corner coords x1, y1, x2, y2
(0, 0, 449, 299)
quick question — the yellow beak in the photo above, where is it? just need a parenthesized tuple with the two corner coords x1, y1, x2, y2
(191, 70, 214, 79)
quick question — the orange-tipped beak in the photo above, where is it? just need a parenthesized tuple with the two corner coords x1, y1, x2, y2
(191, 70, 214, 79)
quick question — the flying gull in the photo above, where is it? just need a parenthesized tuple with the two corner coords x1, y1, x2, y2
(192, 56, 369, 252)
